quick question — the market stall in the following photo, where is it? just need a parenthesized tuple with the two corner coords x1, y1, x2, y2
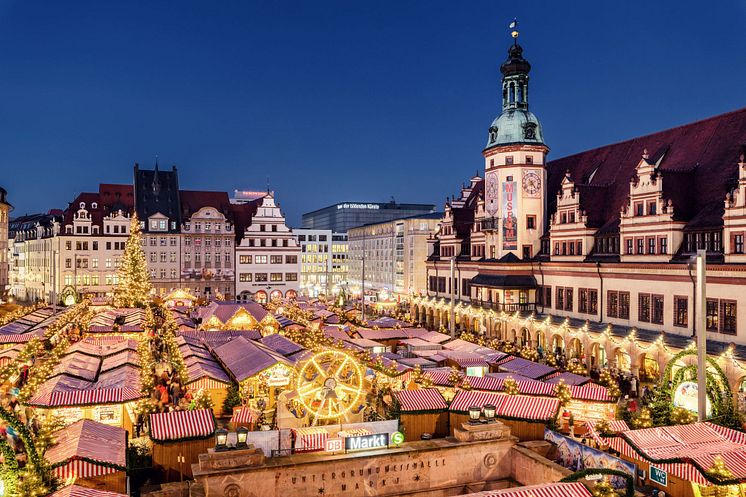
(48, 486, 127, 497)
(45, 419, 127, 493)
(392, 389, 448, 442)
(211, 335, 294, 412)
(149, 408, 216, 481)
(292, 427, 329, 452)
(449, 391, 560, 441)
(230, 406, 257, 430)
(604, 422, 746, 497)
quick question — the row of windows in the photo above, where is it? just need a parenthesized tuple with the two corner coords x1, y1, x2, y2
(65, 241, 125, 251)
(238, 272, 298, 282)
(554, 240, 583, 256)
(538, 286, 738, 334)
(65, 258, 119, 269)
(148, 220, 177, 231)
(183, 222, 231, 232)
(184, 237, 232, 247)
(147, 237, 178, 247)
(184, 253, 231, 263)
(624, 236, 668, 255)
(487, 155, 534, 167)
(238, 255, 298, 265)
(246, 238, 292, 248)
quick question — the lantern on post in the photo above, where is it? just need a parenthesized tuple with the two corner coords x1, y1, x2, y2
(236, 427, 249, 449)
(468, 406, 482, 424)
(215, 428, 228, 451)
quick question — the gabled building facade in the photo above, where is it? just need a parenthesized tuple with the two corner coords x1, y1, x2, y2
(134, 163, 182, 295)
(417, 31, 746, 385)
(234, 192, 300, 303)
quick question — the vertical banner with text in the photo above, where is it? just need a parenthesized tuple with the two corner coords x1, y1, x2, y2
(502, 181, 518, 250)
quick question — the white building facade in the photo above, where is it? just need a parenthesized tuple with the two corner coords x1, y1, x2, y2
(234, 193, 300, 303)
(293, 229, 348, 297)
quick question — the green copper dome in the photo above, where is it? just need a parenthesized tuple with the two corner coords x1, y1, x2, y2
(486, 109, 544, 148)
(484, 40, 545, 150)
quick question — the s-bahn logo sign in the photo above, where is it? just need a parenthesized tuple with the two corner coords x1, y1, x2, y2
(345, 433, 389, 452)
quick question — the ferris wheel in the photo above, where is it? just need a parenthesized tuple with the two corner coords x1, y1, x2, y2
(296, 350, 364, 422)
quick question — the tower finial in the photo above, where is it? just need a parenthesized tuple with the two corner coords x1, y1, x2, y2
(509, 18, 519, 44)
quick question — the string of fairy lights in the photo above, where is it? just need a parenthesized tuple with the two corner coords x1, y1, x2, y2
(412, 296, 746, 382)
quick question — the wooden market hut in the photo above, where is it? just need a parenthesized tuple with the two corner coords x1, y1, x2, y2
(599, 422, 746, 497)
(48, 485, 127, 497)
(45, 419, 127, 493)
(211, 336, 293, 411)
(449, 391, 560, 441)
(177, 335, 233, 416)
(196, 301, 280, 334)
(163, 289, 198, 308)
(392, 389, 449, 442)
(149, 408, 216, 482)
(26, 339, 144, 435)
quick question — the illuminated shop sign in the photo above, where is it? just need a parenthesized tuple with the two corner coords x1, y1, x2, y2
(345, 433, 389, 451)
(337, 203, 380, 210)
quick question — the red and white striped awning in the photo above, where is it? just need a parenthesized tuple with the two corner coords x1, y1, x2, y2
(480, 482, 592, 497)
(30, 387, 144, 407)
(395, 389, 448, 412)
(49, 485, 127, 497)
(293, 427, 329, 452)
(583, 419, 629, 447)
(52, 459, 118, 479)
(450, 391, 559, 421)
(338, 428, 372, 438)
(186, 377, 231, 391)
(466, 375, 504, 392)
(149, 408, 215, 442)
(499, 395, 560, 421)
(570, 383, 613, 402)
(424, 370, 460, 386)
(230, 407, 256, 425)
(515, 379, 555, 396)
(450, 390, 504, 413)
(605, 422, 746, 485)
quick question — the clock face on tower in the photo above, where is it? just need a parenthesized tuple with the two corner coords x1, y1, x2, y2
(522, 170, 542, 198)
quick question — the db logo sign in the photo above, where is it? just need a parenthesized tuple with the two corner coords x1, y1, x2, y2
(325, 438, 343, 452)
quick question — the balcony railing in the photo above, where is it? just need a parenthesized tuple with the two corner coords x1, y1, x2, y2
(473, 301, 535, 313)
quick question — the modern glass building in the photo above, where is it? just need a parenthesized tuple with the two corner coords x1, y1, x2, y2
(302, 201, 436, 233)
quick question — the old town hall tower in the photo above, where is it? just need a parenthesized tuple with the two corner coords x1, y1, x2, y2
(482, 27, 548, 260)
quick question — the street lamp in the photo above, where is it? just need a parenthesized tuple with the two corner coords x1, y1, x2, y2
(236, 427, 249, 449)
(483, 404, 496, 423)
(468, 406, 481, 424)
(214, 428, 228, 451)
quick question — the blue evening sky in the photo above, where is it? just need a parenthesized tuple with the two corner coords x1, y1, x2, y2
(2, 0, 745, 225)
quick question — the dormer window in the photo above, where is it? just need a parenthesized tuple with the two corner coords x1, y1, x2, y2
(560, 212, 567, 224)
(91, 202, 98, 209)
(648, 201, 657, 215)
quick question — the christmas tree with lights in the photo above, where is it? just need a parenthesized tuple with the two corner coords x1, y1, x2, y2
(114, 214, 153, 308)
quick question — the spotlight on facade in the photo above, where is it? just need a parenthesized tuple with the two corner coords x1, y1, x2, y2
(236, 427, 249, 449)
(215, 428, 229, 451)
(468, 406, 482, 424)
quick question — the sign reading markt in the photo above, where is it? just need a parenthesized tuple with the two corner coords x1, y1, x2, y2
(344, 433, 389, 452)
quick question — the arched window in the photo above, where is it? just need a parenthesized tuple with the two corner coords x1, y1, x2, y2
(509, 82, 515, 103)
(254, 291, 268, 304)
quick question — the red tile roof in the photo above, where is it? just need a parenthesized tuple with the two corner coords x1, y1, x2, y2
(547, 107, 746, 231)
(180, 190, 234, 221)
